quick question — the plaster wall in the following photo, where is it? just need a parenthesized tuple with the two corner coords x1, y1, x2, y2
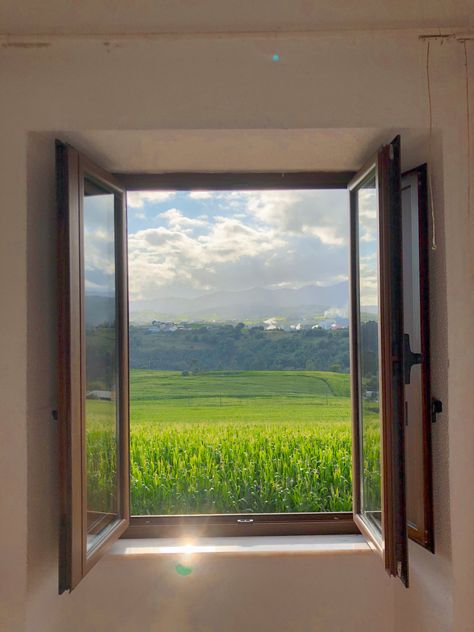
(0, 30, 472, 632)
(1, 0, 473, 34)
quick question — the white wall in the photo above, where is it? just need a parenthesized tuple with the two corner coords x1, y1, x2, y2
(1, 0, 473, 34)
(0, 30, 472, 632)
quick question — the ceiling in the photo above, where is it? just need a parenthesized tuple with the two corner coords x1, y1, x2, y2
(56, 128, 429, 173)
(1, 0, 473, 36)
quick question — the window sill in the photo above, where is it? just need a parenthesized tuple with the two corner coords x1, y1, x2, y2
(108, 534, 370, 559)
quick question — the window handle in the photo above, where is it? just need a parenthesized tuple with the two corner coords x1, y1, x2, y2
(431, 398, 443, 423)
(236, 518, 254, 524)
(403, 333, 423, 385)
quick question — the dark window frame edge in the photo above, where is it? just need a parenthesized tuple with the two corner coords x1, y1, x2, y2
(115, 169, 358, 539)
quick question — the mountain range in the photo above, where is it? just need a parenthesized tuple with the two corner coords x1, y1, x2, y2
(129, 281, 349, 323)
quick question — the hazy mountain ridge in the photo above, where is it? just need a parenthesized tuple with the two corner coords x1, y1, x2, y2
(130, 282, 349, 323)
(85, 295, 116, 327)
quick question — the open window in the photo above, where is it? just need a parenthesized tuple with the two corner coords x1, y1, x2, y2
(349, 137, 408, 585)
(57, 136, 432, 592)
(57, 143, 130, 592)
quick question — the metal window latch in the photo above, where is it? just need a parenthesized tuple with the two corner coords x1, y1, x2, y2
(51, 409, 58, 422)
(431, 398, 443, 423)
(403, 333, 423, 385)
(236, 518, 254, 524)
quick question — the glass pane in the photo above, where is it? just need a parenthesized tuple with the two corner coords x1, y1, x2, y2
(83, 177, 119, 553)
(356, 172, 382, 537)
(402, 178, 425, 531)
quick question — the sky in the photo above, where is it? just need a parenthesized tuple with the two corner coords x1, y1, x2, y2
(356, 183, 379, 314)
(82, 187, 381, 312)
(126, 189, 352, 310)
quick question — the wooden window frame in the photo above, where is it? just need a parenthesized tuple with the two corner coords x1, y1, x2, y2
(57, 139, 433, 590)
(348, 137, 408, 585)
(119, 170, 358, 539)
(402, 164, 434, 552)
(116, 171, 354, 191)
(125, 512, 357, 538)
(57, 143, 130, 592)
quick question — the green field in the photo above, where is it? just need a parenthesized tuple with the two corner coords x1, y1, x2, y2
(87, 369, 381, 516)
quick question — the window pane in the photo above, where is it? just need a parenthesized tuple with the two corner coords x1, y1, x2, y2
(402, 171, 433, 547)
(402, 182, 424, 530)
(356, 173, 382, 537)
(83, 178, 119, 553)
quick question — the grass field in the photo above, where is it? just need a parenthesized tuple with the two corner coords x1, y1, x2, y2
(87, 369, 381, 516)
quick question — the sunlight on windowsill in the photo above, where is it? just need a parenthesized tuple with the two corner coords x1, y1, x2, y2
(108, 535, 370, 559)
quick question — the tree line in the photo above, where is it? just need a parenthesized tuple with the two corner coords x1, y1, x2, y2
(129, 324, 351, 373)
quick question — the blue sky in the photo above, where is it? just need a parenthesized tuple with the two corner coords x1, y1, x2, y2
(83, 188, 382, 312)
(126, 189, 353, 310)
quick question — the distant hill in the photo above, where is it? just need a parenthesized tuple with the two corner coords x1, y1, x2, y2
(129, 323, 351, 373)
(130, 282, 349, 323)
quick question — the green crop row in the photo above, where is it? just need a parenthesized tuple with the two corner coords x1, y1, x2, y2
(86, 370, 381, 517)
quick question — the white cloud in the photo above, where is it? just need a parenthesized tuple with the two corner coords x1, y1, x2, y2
(358, 188, 377, 243)
(188, 191, 213, 200)
(83, 195, 116, 293)
(198, 216, 284, 263)
(127, 190, 350, 306)
(216, 190, 349, 246)
(128, 214, 284, 300)
(159, 208, 208, 230)
(127, 191, 176, 209)
(359, 253, 378, 306)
